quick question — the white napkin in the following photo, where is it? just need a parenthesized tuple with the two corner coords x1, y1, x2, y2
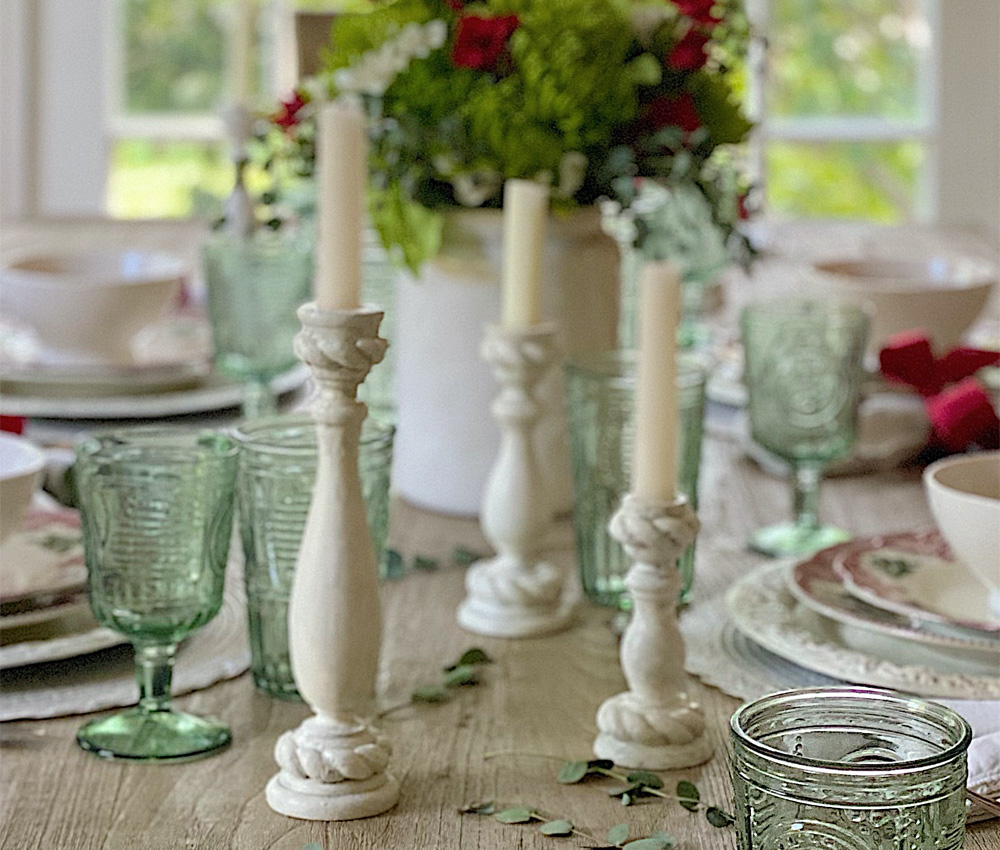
(943, 699, 1000, 794)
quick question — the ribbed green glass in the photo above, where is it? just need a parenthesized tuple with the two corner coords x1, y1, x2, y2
(731, 688, 970, 849)
(74, 427, 238, 761)
(202, 229, 312, 418)
(741, 299, 869, 557)
(235, 414, 394, 700)
(565, 351, 706, 609)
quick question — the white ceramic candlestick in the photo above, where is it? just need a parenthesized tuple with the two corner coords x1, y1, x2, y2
(593, 493, 712, 769)
(266, 301, 399, 821)
(457, 322, 572, 637)
(221, 103, 255, 238)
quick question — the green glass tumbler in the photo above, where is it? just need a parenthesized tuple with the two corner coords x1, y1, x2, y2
(731, 687, 970, 849)
(741, 298, 869, 558)
(74, 427, 238, 761)
(565, 351, 706, 609)
(203, 228, 312, 419)
(234, 414, 394, 699)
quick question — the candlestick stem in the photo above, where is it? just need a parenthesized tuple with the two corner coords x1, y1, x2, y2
(593, 493, 711, 769)
(266, 302, 399, 821)
(457, 322, 573, 638)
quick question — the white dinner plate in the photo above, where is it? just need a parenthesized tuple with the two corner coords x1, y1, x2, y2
(0, 363, 309, 420)
(0, 604, 124, 670)
(727, 561, 1000, 699)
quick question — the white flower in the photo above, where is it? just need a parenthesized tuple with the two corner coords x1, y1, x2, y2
(334, 19, 449, 97)
(425, 20, 447, 50)
(452, 170, 502, 207)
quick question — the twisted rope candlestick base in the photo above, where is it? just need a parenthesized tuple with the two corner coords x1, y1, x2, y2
(593, 494, 712, 770)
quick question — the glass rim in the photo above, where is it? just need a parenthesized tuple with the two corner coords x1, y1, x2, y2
(76, 425, 238, 462)
(730, 686, 972, 776)
(564, 349, 706, 390)
(233, 412, 395, 456)
(739, 296, 872, 326)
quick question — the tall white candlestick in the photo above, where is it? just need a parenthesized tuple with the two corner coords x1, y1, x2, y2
(315, 100, 367, 311)
(231, 0, 256, 106)
(501, 180, 548, 329)
(632, 260, 681, 501)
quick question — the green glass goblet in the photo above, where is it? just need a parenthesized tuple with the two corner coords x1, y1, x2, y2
(741, 298, 869, 558)
(74, 427, 238, 761)
(203, 229, 312, 419)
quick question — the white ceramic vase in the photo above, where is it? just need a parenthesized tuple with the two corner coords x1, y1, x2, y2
(392, 208, 619, 517)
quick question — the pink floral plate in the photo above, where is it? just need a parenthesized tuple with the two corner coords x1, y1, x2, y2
(0, 506, 86, 625)
(789, 541, 1000, 653)
(832, 530, 1000, 635)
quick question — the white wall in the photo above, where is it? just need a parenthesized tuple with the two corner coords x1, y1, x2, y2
(937, 0, 1000, 249)
(0, 0, 107, 220)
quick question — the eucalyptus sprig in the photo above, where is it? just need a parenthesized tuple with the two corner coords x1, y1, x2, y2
(556, 759, 733, 827)
(460, 801, 678, 849)
(379, 647, 493, 716)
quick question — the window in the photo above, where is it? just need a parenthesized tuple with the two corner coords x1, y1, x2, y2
(749, 0, 937, 223)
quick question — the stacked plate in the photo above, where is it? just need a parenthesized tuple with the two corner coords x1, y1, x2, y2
(725, 532, 1000, 699)
(0, 504, 124, 670)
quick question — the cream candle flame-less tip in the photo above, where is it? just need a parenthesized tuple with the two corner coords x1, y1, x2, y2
(632, 260, 681, 502)
(315, 100, 367, 311)
(501, 180, 549, 329)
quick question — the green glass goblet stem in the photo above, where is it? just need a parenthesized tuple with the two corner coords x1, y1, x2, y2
(74, 427, 238, 762)
(741, 298, 870, 558)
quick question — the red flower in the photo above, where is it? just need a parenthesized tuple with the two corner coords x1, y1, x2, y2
(666, 29, 710, 71)
(451, 14, 519, 71)
(273, 90, 309, 131)
(671, 0, 721, 25)
(639, 93, 702, 135)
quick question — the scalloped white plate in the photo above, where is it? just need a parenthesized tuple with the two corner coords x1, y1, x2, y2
(727, 561, 1000, 699)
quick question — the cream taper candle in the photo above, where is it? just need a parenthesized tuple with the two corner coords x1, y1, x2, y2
(231, 0, 256, 105)
(315, 100, 367, 310)
(631, 260, 681, 501)
(501, 180, 549, 329)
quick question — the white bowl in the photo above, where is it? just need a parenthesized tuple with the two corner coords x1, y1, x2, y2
(0, 433, 45, 545)
(924, 452, 1000, 602)
(814, 256, 996, 356)
(0, 250, 185, 363)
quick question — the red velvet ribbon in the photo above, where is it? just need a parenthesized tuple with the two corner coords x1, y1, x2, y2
(879, 331, 1000, 451)
(0, 416, 25, 435)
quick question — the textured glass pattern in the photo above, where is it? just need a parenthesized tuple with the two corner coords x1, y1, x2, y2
(203, 229, 312, 416)
(74, 427, 238, 760)
(731, 688, 970, 850)
(235, 414, 393, 699)
(565, 351, 705, 608)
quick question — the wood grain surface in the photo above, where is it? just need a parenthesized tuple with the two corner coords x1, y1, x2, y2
(1, 433, 997, 850)
(1, 219, 996, 848)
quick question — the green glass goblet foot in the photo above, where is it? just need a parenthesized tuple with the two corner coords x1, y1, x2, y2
(748, 522, 851, 559)
(77, 709, 231, 762)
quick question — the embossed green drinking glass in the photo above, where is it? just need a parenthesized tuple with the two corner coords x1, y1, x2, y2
(741, 299, 869, 557)
(74, 428, 238, 761)
(203, 228, 312, 419)
(731, 687, 971, 849)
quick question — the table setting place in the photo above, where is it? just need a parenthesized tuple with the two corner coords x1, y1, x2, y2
(2, 5, 1000, 850)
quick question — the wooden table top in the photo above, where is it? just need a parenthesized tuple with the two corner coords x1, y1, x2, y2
(1, 217, 996, 848)
(1, 429, 997, 850)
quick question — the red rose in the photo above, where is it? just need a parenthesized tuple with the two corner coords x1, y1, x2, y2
(671, 0, 720, 25)
(639, 93, 702, 135)
(273, 90, 309, 131)
(666, 29, 710, 71)
(451, 14, 519, 71)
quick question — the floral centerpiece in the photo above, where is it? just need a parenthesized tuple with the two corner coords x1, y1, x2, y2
(256, 0, 751, 272)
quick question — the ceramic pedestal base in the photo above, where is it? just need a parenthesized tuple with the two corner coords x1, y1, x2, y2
(593, 494, 711, 770)
(457, 556, 573, 638)
(267, 716, 399, 821)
